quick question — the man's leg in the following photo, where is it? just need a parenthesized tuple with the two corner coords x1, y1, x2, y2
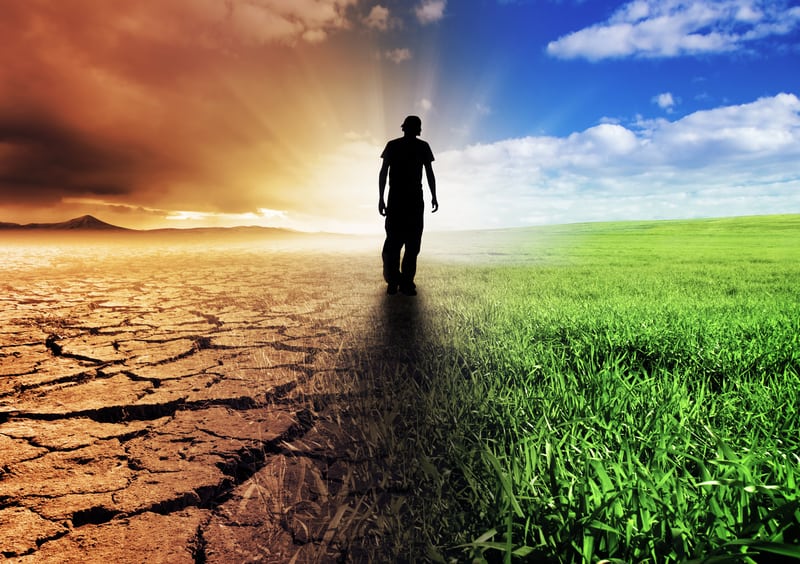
(399, 211, 423, 294)
(382, 215, 403, 292)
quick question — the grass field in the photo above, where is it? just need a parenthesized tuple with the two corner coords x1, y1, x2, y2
(353, 215, 800, 563)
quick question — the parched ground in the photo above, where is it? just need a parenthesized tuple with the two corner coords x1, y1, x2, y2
(0, 238, 409, 563)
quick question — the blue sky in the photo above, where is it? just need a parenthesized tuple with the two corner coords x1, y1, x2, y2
(363, 1, 800, 143)
(468, 2, 800, 138)
(357, 0, 800, 231)
(2, 0, 799, 232)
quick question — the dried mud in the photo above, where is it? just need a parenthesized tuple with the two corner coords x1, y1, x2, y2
(0, 240, 405, 563)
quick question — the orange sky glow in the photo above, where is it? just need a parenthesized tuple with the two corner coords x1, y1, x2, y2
(1, 1, 443, 234)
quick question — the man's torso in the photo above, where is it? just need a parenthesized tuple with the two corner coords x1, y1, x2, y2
(381, 137, 434, 209)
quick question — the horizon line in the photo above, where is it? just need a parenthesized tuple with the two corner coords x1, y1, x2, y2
(2, 212, 800, 236)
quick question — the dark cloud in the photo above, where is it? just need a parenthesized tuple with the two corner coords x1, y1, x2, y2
(0, 109, 157, 204)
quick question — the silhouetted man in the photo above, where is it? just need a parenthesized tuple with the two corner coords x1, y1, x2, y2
(379, 115, 438, 296)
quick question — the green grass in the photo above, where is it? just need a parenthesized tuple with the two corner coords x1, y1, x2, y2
(352, 215, 800, 563)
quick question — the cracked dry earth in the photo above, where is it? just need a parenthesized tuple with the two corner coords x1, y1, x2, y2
(0, 238, 389, 563)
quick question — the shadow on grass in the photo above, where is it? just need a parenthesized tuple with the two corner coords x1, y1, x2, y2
(328, 286, 493, 563)
(379, 293, 425, 364)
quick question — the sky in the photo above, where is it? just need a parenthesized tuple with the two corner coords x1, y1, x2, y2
(2, 0, 799, 233)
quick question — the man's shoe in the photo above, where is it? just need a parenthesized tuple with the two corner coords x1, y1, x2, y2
(400, 285, 417, 296)
(387, 283, 398, 295)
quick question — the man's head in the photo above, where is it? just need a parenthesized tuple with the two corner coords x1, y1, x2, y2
(401, 115, 422, 137)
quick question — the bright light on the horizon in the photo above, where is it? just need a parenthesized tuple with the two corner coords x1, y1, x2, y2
(165, 208, 288, 225)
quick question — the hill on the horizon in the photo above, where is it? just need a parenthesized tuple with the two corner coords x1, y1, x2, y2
(0, 215, 323, 238)
(0, 215, 306, 234)
(0, 215, 129, 231)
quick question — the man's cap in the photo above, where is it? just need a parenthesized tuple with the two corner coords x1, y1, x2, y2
(401, 115, 422, 129)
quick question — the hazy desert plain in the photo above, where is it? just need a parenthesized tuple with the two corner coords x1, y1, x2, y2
(1, 216, 799, 563)
(0, 229, 404, 562)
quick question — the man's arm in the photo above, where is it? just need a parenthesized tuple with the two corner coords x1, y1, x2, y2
(425, 162, 438, 213)
(378, 159, 389, 216)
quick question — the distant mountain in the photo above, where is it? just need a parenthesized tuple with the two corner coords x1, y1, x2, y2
(0, 215, 129, 231)
(0, 215, 338, 238)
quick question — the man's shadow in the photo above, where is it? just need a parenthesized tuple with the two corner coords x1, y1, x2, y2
(377, 292, 429, 380)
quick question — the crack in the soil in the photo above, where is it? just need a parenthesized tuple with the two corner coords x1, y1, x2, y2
(44, 334, 117, 365)
(2, 381, 298, 424)
(190, 311, 223, 328)
(72, 505, 121, 527)
(190, 522, 208, 564)
(0, 370, 98, 398)
(46, 406, 317, 537)
(0, 528, 70, 559)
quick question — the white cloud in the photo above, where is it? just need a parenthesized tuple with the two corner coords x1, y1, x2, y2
(429, 93, 800, 230)
(384, 47, 412, 63)
(547, 0, 800, 60)
(653, 92, 676, 112)
(364, 5, 394, 31)
(203, 0, 358, 45)
(415, 0, 446, 24)
(641, 93, 800, 161)
(302, 29, 329, 43)
(297, 93, 800, 233)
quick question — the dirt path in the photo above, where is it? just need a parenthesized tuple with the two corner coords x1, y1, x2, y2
(0, 242, 392, 563)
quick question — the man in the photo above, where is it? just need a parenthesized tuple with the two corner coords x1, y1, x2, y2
(378, 115, 438, 296)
